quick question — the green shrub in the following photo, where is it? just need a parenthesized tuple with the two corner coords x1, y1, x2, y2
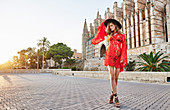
(62, 67, 69, 69)
(125, 60, 136, 71)
(72, 66, 76, 71)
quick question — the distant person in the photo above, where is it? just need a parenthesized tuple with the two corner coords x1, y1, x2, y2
(91, 18, 128, 108)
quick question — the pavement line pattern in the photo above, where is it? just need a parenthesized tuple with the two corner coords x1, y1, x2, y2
(0, 73, 169, 110)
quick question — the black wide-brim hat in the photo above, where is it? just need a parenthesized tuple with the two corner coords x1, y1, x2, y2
(104, 19, 122, 29)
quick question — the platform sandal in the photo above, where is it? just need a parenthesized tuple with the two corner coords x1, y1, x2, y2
(108, 91, 114, 104)
(113, 93, 120, 108)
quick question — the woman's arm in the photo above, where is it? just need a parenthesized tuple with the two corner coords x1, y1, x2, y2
(120, 33, 128, 67)
(91, 20, 107, 45)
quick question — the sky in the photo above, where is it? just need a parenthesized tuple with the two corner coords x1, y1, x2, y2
(0, 0, 122, 64)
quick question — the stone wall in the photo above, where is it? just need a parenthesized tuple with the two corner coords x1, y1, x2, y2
(1, 69, 169, 84)
(128, 42, 170, 55)
(52, 70, 170, 84)
(83, 58, 108, 71)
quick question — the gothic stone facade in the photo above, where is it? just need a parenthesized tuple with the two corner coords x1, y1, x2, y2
(82, 0, 170, 71)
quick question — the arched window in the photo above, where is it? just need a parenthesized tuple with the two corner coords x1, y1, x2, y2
(100, 44, 106, 58)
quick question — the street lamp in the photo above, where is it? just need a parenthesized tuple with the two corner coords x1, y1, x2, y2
(28, 61, 30, 69)
(36, 62, 38, 69)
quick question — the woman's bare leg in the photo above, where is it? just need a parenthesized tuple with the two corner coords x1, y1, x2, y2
(108, 66, 117, 94)
(114, 67, 120, 107)
(115, 68, 120, 86)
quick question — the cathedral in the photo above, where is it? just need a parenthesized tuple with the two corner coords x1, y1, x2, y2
(82, 0, 170, 71)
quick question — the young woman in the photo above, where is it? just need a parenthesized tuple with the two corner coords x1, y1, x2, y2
(91, 19, 128, 108)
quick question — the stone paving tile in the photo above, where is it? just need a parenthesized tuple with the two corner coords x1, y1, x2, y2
(0, 73, 169, 110)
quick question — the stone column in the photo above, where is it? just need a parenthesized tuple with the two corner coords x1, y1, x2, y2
(120, 18, 123, 32)
(123, 18, 126, 34)
(145, 6, 150, 45)
(166, 2, 170, 42)
(150, 4, 156, 44)
(131, 13, 135, 48)
(150, 1, 164, 44)
(139, 9, 143, 46)
(126, 15, 131, 49)
(135, 11, 140, 47)
(123, 1, 126, 34)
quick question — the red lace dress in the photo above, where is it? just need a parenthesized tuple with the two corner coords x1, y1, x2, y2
(91, 20, 128, 72)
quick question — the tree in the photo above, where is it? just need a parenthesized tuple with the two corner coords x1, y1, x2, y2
(12, 56, 19, 69)
(17, 49, 27, 68)
(136, 51, 170, 72)
(65, 59, 75, 65)
(17, 47, 37, 69)
(26, 47, 37, 69)
(37, 37, 50, 69)
(46, 43, 74, 68)
(0, 60, 13, 69)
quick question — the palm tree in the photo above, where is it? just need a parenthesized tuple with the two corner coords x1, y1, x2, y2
(37, 37, 50, 69)
(136, 51, 170, 72)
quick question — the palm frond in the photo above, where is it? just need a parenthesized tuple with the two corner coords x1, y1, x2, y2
(136, 62, 148, 65)
(139, 53, 151, 65)
(150, 51, 154, 62)
(159, 65, 170, 72)
(153, 51, 160, 62)
(136, 66, 147, 71)
(157, 56, 169, 62)
(148, 67, 152, 72)
(142, 52, 152, 63)
(160, 62, 170, 65)
(157, 67, 165, 72)
(154, 53, 164, 62)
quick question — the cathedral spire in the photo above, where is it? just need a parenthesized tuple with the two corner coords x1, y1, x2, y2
(105, 11, 107, 19)
(97, 11, 100, 18)
(83, 19, 88, 33)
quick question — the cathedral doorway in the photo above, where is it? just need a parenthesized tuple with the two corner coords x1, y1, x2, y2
(100, 44, 106, 58)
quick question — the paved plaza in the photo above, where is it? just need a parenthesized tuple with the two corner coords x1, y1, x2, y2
(0, 73, 169, 110)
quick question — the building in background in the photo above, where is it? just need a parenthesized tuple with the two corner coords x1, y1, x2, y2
(46, 57, 56, 68)
(82, 0, 170, 71)
(72, 49, 82, 60)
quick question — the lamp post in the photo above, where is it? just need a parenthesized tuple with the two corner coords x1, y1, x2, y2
(28, 61, 30, 69)
(36, 62, 38, 69)
(36, 49, 40, 69)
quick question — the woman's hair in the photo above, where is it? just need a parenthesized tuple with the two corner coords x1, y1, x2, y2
(105, 22, 122, 36)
